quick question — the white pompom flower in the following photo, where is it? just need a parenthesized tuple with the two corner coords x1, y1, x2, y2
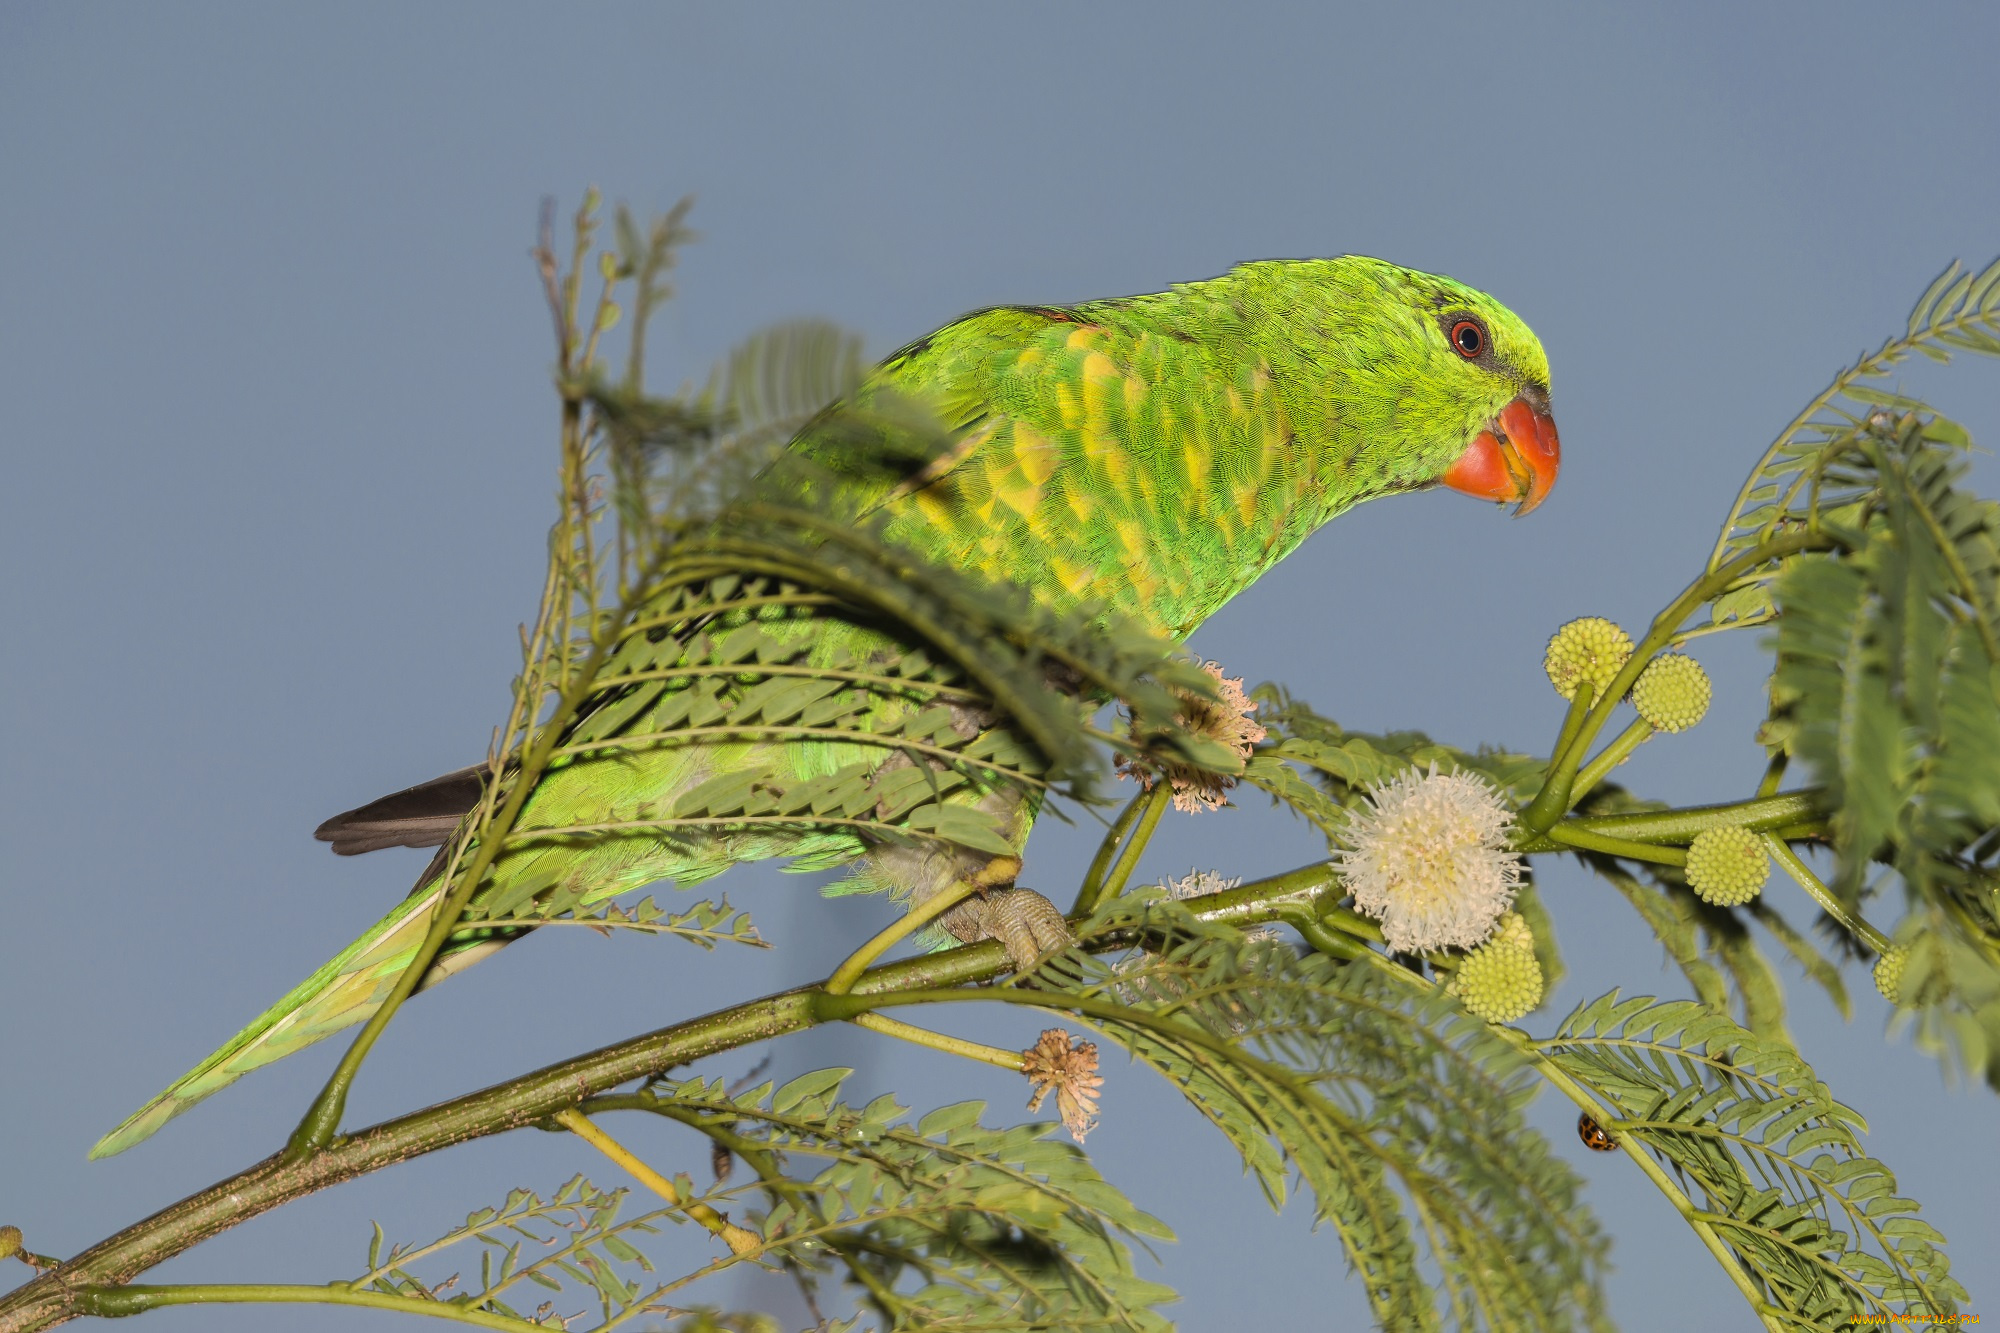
(1334, 763, 1524, 953)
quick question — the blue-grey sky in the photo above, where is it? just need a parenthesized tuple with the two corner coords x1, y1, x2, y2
(4, 5, 1998, 1329)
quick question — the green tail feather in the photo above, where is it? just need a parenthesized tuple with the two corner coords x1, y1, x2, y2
(90, 882, 453, 1159)
(91, 827, 866, 1158)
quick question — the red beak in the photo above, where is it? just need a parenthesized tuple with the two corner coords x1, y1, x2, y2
(1440, 396, 1561, 516)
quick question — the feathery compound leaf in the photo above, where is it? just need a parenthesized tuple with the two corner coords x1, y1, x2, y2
(1048, 892, 1608, 1332)
(608, 1071, 1175, 1331)
(345, 1174, 697, 1329)
(1545, 994, 1966, 1324)
(702, 319, 868, 442)
(1711, 254, 2000, 577)
(473, 894, 768, 950)
(1754, 410, 2000, 1084)
(1244, 686, 1546, 840)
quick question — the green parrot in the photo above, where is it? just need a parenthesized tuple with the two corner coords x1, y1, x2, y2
(93, 257, 1559, 1158)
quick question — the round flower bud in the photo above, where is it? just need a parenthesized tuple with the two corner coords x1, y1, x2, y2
(1544, 618, 1633, 702)
(1451, 912, 1544, 1023)
(1631, 654, 1712, 733)
(1685, 826, 1768, 906)
(1874, 944, 1909, 1005)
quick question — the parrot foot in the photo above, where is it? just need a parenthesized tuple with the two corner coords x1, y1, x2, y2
(940, 886, 1074, 973)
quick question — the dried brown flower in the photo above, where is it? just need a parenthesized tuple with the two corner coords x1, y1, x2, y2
(1118, 662, 1268, 813)
(1022, 1028, 1102, 1141)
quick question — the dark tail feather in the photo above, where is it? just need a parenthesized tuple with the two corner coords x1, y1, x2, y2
(315, 764, 489, 855)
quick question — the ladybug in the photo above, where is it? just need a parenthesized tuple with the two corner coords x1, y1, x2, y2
(1577, 1112, 1620, 1152)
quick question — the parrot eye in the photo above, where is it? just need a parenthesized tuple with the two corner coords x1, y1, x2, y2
(1449, 319, 1486, 359)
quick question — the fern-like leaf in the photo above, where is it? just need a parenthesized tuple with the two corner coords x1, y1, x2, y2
(1544, 993, 1966, 1325)
(1044, 891, 1610, 1331)
(1710, 253, 2000, 579)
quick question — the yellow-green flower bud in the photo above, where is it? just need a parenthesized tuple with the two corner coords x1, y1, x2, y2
(0, 1225, 19, 1261)
(1451, 912, 1544, 1023)
(1631, 654, 1711, 733)
(1874, 944, 1908, 1005)
(1484, 910, 1534, 952)
(1544, 618, 1633, 702)
(1685, 826, 1768, 906)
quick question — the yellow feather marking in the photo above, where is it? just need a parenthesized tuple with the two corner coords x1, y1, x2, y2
(1237, 476, 1262, 527)
(1054, 380, 1080, 431)
(1067, 487, 1096, 523)
(1064, 327, 1098, 352)
(1014, 423, 1060, 486)
(1114, 517, 1151, 560)
(1181, 424, 1210, 490)
(1052, 558, 1094, 597)
(884, 419, 996, 507)
(1096, 438, 1128, 485)
(913, 487, 955, 531)
(992, 470, 1042, 520)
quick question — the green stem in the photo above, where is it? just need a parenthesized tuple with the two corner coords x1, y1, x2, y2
(1277, 909, 1367, 960)
(1523, 531, 1833, 836)
(1516, 791, 1829, 853)
(823, 879, 981, 996)
(1175, 860, 1344, 932)
(1756, 751, 1788, 798)
(1548, 685, 1597, 779)
(1569, 718, 1655, 807)
(1544, 824, 1689, 867)
(1070, 788, 1153, 917)
(1762, 835, 1891, 953)
(73, 1284, 550, 1331)
(850, 1012, 1027, 1071)
(1274, 898, 1384, 960)
(1317, 904, 1384, 942)
(1088, 781, 1170, 909)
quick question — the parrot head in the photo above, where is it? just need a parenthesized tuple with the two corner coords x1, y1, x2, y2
(1419, 281, 1562, 516)
(1256, 257, 1561, 516)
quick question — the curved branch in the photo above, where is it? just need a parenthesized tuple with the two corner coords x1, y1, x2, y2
(0, 861, 1347, 1333)
(74, 1284, 554, 1331)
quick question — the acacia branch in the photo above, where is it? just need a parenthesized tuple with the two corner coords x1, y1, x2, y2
(0, 863, 1341, 1333)
(0, 791, 1847, 1331)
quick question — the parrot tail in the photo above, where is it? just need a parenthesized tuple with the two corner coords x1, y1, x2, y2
(89, 875, 513, 1159)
